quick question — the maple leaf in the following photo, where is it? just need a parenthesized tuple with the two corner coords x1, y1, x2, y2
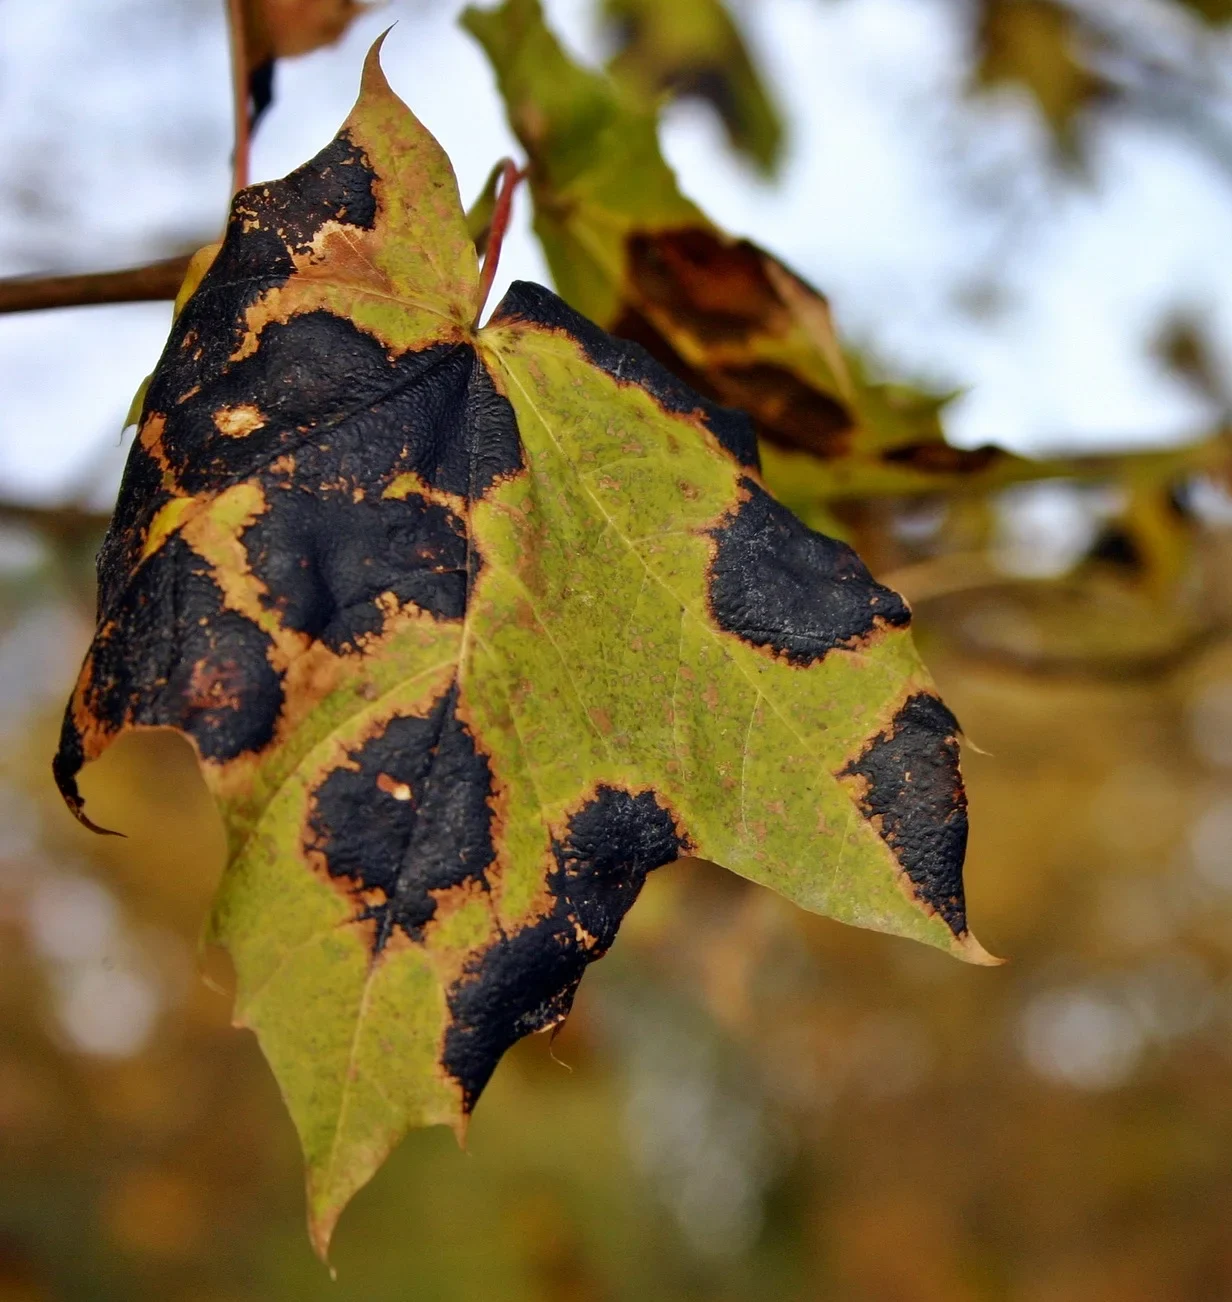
(53, 40, 991, 1257)
(464, 0, 1062, 502)
(975, 0, 1111, 160)
(601, 0, 785, 175)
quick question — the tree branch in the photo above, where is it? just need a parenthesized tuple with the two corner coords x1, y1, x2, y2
(0, 255, 193, 315)
(0, 499, 109, 547)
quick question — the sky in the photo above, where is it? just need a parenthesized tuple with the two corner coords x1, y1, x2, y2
(1, 0, 1231, 506)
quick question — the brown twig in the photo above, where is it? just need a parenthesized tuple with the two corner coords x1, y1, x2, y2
(0, 499, 110, 547)
(227, 0, 252, 195)
(0, 255, 194, 315)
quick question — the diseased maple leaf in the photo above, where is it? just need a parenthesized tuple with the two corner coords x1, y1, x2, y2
(464, 0, 1060, 501)
(53, 40, 991, 1257)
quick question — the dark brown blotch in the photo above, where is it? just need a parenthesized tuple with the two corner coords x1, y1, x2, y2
(881, 442, 1002, 475)
(609, 303, 854, 459)
(626, 229, 787, 343)
(57, 535, 283, 795)
(442, 786, 689, 1109)
(708, 477, 910, 665)
(839, 693, 968, 936)
(708, 361, 853, 458)
(616, 229, 858, 455)
(242, 479, 467, 655)
(306, 683, 496, 951)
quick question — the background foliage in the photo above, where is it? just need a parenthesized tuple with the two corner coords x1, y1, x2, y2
(4, 0, 1232, 1298)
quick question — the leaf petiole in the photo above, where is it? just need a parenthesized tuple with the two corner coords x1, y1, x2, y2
(226, 0, 251, 195)
(473, 158, 525, 329)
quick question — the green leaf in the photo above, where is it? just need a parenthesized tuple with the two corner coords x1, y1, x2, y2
(974, 0, 1110, 158)
(464, 0, 1054, 502)
(54, 40, 990, 1258)
(601, 0, 785, 175)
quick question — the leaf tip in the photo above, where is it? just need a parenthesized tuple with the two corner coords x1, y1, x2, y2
(60, 788, 123, 839)
(360, 26, 399, 100)
(954, 930, 1004, 968)
(450, 1108, 471, 1152)
(307, 1208, 340, 1271)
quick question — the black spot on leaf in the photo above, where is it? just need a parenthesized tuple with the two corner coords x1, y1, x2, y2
(50, 712, 88, 825)
(77, 535, 282, 764)
(147, 313, 520, 504)
(840, 693, 968, 936)
(242, 482, 467, 654)
(491, 280, 760, 471)
(149, 131, 380, 401)
(243, 129, 380, 257)
(443, 915, 589, 1111)
(95, 441, 174, 614)
(708, 477, 910, 664)
(551, 786, 690, 950)
(307, 684, 496, 949)
(443, 786, 688, 1108)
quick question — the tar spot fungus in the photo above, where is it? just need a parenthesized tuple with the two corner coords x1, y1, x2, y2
(74, 535, 283, 770)
(840, 693, 968, 936)
(153, 311, 521, 505)
(306, 684, 497, 949)
(708, 477, 910, 665)
(242, 472, 469, 653)
(551, 786, 691, 951)
(442, 786, 690, 1108)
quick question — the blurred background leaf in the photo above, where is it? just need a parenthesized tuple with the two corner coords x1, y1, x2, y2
(1176, 0, 1232, 23)
(601, 0, 785, 175)
(973, 0, 1112, 160)
(240, 0, 372, 128)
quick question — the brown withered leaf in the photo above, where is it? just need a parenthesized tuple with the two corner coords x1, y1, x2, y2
(240, 0, 372, 130)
